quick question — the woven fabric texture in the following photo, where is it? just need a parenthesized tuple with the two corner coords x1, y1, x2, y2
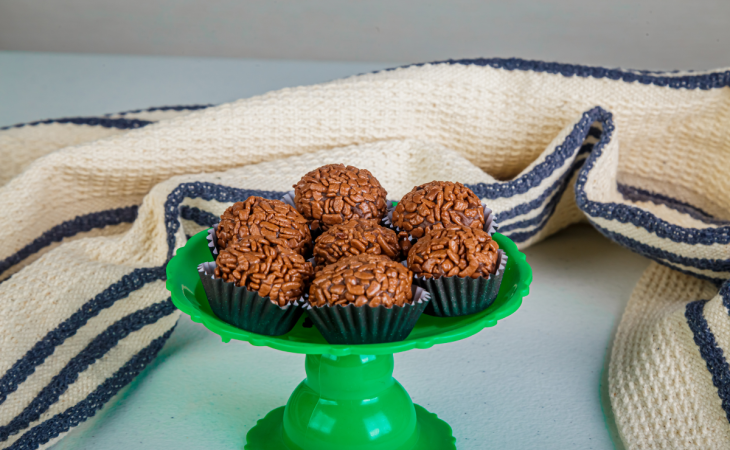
(0, 58, 729, 449)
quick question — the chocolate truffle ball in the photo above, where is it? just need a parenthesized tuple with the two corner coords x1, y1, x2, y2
(393, 181, 485, 239)
(216, 196, 312, 256)
(215, 235, 314, 306)
(313, 219, 400, 268)
(309, 254, 413, 308)
(293, 164, 388, 232)
(407, 226, 499, 279)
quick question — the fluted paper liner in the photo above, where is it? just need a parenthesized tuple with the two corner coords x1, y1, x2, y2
(415, 250, 507, 317)
(281, 190, 297, 209)
(197, 261, 304, 336)
(305, 286, 431, 345)
(206, 223, 220, 258)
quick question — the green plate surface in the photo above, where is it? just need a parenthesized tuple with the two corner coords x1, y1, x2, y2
(167, 229, 532, 356)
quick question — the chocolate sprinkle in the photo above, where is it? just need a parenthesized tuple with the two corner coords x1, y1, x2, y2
(293, 164, 388, 232)
(309, 254, 413, 308)
(407, 226, 499, 279)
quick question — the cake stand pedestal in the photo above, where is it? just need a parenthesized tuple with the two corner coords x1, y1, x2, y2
(167, 230, 531, 450)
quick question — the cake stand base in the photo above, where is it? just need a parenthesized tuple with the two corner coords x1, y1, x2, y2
(244, 353, 457, 450)
(168, 230, 532, 450)
(245, 404, 455, 450)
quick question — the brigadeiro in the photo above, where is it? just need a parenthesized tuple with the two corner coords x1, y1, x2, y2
(407, 226, 507, 317)
(305, 254, 430, 344)
(198, 235, 314, 336)
(292, 164, 388, 233)
(313, 218, 400, 269)
(211, 196, 312, 257)
(391, 181, 496, 255)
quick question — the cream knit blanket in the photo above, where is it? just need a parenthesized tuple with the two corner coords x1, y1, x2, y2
(0, 59, 729, 449)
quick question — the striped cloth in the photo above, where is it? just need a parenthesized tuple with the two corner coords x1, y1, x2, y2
(1, 58, 729, 449)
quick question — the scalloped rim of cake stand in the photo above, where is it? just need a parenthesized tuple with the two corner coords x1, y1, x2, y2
(167, 230, 532, 356)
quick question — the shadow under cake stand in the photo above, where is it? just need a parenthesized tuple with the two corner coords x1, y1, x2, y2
(167, 230, 532, 450)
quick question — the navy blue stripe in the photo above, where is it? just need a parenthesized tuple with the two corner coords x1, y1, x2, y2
(617, 184, 728, 225)
(466, 110, 595, 200)
(493, 148, 590, 227)
(499, 159, 588, 243)
(163, 183, 285, 259)
(0, 299, 176, 442)
(574, 108, 730, 246)
(0, 185, 277, 408)
(1, 117, 153, 131)
(179, 205, 218, 228)
(722, 281, 730, 311)
(593, 224, 730, 273)
(499, 158, 586, 234)
(385, 58, 730, 90)
(685, 297, 730, 423)
(107, 104, 213, 117)
(0, 266, 165, 406)
(653, 260, 725, 286)
(489, 144, 593, 224)
(8, 326, 176, 450)
(0, 206, 138, 278)
(587, 127, 602, 139)
(2, 105, 212, 131)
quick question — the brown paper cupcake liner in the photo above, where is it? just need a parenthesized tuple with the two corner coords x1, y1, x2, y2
(198, 261, 305, 336)
(304, 286, 430, 345)
(414, 250, 507, 317)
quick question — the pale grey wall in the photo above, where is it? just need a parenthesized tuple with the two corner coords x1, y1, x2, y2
(0, 0, 728, 70)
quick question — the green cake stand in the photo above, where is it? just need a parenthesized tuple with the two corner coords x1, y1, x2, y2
(167, 229, 532, 450)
